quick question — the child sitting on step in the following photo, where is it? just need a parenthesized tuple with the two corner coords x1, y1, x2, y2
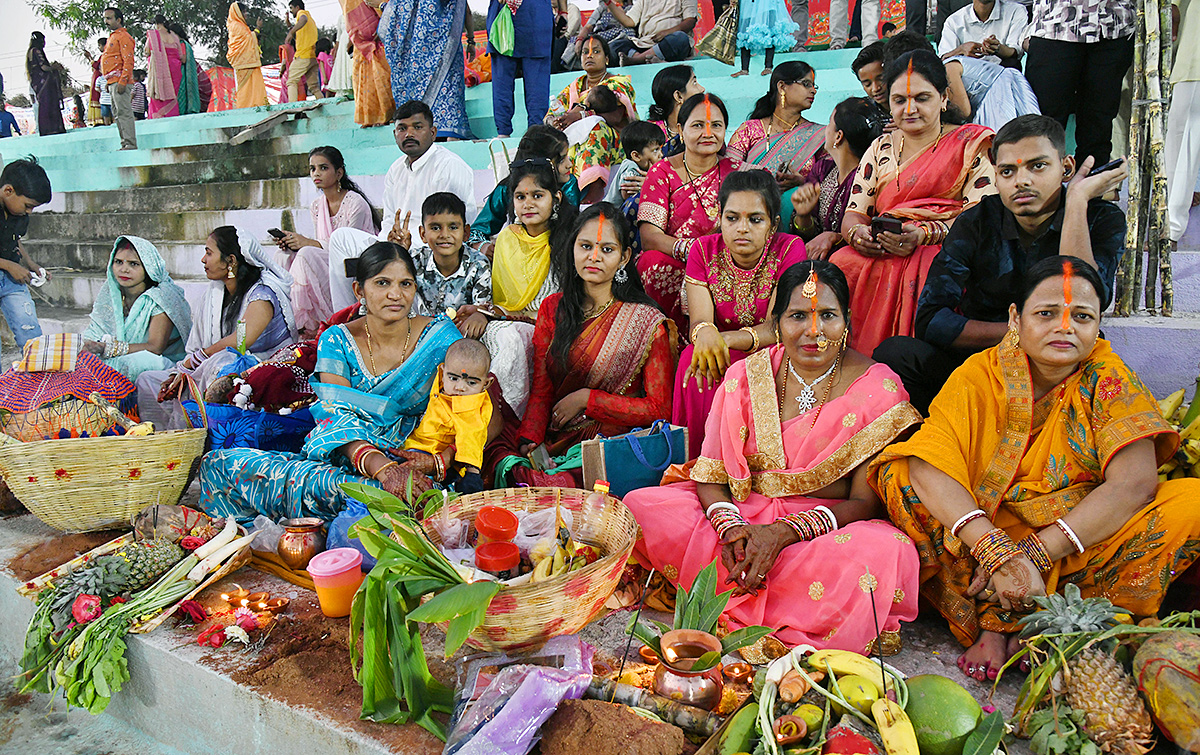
(0, 159, 52, 352)
(404, 192, 493, 339)
(403, 339, 493, 494)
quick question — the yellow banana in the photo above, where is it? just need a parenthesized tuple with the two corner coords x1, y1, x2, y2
(531, 554, 555, 583)
(805, 650, 895, 697)
(1160, 458, 1179, 475)
(1180, 413, 1200, 442)
(551, 547, 567, 576)
(872, 699, 919, 755)
(1183, 440, 1200, 465)
(1159, 388, 1186, 421)
(1191, 460, 1200, 478)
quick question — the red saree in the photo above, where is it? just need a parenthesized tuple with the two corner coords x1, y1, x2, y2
(830, 124, 995, 356)
(637, 157, 740, 335)
(493, 294, 675, 487)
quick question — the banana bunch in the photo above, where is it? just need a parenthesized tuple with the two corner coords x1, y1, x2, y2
(1157, 378, 1200, 480)
(806, 649, 899, 698)
(529, 505, 597, 583)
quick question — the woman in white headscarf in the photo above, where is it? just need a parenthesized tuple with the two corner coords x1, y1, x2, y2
(136, 226, 296, 427)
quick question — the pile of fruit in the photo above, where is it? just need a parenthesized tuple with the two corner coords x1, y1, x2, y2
(528, 512, 601, 583)
(716, 649, 996, 755)
(1156, 383, 1200, 479)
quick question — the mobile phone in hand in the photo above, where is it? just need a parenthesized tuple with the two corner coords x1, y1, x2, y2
(267, 228, 286, 239)
(871, 215, 904, 237)
(1087, 158, 1124, 177)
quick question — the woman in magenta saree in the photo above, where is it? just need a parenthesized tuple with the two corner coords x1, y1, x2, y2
(637, 94, 739, 336)
(145, 19, 183, 118)
(832, 51, 995, 357)
(673, 171, 807, 456)
(625, 262, 922, 651)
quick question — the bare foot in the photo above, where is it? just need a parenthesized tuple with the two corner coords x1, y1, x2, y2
(957, 630, 1010, 682)
(761, 67, 773, 76)
(1008, 634, 1031, 673)
(731, 70, 749, 77)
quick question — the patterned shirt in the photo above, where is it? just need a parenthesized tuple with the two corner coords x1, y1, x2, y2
(130, 81, 147, 115)
(411, 245, 493, 316)
(915, 193, 1126, 349)
(1027, 0, 1135, 43)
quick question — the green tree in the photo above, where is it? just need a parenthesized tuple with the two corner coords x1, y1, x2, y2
(34, 0, 294, 67)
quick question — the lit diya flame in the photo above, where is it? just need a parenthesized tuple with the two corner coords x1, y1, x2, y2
(220, 585, 250, 606)
(722, 662, 753, 683)
(1061, 260, 1074, 331)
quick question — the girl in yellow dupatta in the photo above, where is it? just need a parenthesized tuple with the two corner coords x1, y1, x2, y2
(871, 256, 1200, 682)
(227, 3, 267, 108)
(481, 159, 579, 416)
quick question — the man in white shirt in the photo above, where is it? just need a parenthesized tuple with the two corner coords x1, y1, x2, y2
(602, 0, 698, 63)
(327, 100, 478, 311)
(938, 0, 1027, 66)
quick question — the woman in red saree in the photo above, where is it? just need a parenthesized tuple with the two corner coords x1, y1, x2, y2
(832, 51, 995, 357)
(674, 170, 807, 456)
(492, 204, 674, 488)
(625, 262, 922, 651)
(638, 93, 740, 336)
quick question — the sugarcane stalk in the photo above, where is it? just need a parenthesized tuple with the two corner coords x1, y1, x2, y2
(1143, 0, 1165, 313)
(1117, 1, 1147, 316)
(584, 677, 725, 736)
(1156, 0, 1175, 314)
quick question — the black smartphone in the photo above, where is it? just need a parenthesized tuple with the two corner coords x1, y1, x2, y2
(871, 215, 904, 237)
(267, 228, 286, 239)
(1087, 158, 1124, 177)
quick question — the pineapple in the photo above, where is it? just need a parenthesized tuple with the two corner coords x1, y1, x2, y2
(114, 539, 185, 592)
(1020, 585, 1155, 755)
(48, 555, 132, 629)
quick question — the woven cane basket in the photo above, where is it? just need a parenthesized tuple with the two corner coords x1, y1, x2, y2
(0, 429, 207, 532)
(418, 487, 640, 653)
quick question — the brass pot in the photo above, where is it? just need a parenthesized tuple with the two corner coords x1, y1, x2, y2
(652, 629, 725, 710)
(278, 517, 326, 570)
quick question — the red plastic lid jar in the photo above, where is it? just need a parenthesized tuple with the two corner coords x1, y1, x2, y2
(475, 505, 519, 545)
(475, 541, 520, 576)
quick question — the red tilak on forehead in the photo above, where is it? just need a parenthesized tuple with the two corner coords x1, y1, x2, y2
(703, 96, 713, 136)
(904, 58, 914, 113)
(1061, 260, 1074, 330)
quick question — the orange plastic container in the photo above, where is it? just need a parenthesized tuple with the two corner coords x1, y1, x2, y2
(475, 505, 519, 545)
(306, 548, 364, 618)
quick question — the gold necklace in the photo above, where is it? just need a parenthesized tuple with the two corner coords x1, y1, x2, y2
(585, 296, 615, 319)
(682, 158, 720, 221)
(364, 318, 411, 375)
(769, 113, 799, 136)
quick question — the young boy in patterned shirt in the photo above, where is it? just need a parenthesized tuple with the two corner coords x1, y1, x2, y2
(409, 192, 493, 338)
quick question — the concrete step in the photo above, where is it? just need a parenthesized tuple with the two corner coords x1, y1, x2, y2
(61, 179, 308, 215)
(28, 208, 307, 249)
(33, 271, 210, 316)
(1104, 312, 1200, 397)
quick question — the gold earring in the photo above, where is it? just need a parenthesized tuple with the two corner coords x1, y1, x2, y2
(226, 264, 236, 279)
(1006, 327, 1019, 348)
(779, 90, 787, 110)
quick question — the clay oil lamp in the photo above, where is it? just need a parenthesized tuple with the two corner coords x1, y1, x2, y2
(219, 585, 250, 607)
(722, 662, 753, 684)
(263, 596, 290, 613)
(638, 645, 659, 664)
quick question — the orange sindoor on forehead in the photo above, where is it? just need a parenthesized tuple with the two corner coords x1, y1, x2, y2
(904, 58, 914, 114)
(1061, 261, 1074, 330)
(802, 270, 820, 335)
(703, 96, 713, 136)
(595, 213, 606, 245)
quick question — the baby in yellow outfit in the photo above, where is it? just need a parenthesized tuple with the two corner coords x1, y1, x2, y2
(404, 339, 493, 492)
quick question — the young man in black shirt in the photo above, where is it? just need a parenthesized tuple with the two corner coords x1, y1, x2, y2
(0, 158, 53, 351)
(874, 115, 1128, 413)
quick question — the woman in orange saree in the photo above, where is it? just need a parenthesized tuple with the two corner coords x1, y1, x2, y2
(871, 256, 1200, 681)
(343, 0, 395, 126)
(491, 204, 674, 488)
(626, 261, 922, 651)
(227, 3, 267, 108)
(833, 51, 995, 357)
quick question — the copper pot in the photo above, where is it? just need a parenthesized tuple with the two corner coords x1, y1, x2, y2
(278, 517, 326, 570)
(652, 629, 725, 710)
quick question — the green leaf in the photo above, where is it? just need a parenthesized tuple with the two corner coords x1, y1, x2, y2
(720, 625, 774, 655)
(626, 615, 662, 658)
(963, 711, 1005, 755)
(688, 650, 722, 672)
(444, 606, 486, 657)
(408, 582, 500, 624)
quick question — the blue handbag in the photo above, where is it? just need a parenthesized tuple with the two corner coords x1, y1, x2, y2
(581, 420, 688, 498)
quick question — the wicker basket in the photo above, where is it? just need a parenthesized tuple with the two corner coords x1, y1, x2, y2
(0, 429, 207, 533)
(1, 398, 120, 441)
(417, 487, 640, 653)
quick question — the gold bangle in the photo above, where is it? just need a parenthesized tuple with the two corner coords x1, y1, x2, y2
(849, 224, 869, 244)
(373, 460, 399, 480)
(738, 326, 759, 351)
(690, 321, 717, 342)
(358, 449, 388, 476)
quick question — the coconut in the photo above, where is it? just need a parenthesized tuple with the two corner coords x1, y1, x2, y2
(903, 675, 982, 755)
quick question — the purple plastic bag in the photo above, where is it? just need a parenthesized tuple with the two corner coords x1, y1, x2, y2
(443, 635, 594, 755)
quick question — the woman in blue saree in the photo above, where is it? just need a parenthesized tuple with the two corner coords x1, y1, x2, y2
(82, 235, 192, 380)
(379, 0, 474, 140)
(199, 242, 461, 522)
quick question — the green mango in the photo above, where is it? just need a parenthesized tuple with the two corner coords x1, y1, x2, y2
(719, 701, 760, 755)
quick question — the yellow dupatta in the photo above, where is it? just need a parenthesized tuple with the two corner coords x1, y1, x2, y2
(492, 225, 551, 312)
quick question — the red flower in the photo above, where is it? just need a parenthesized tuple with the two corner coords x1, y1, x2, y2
(110, 596, 128, 605)
(27, 476, 36, 483)
(128, 468, 143, 479)
(55, 468, 70, 479)
(176, 600, 207, 624)
(197, 625, 226, 647)
(1097, 376, 1123, 401)
(180, 536, 206, 552)
(166, 460, 179, 471)
(71, 594, 103, 624)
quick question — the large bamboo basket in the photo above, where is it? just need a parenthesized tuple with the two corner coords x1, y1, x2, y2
(0, 429, 206, 532)
(418, 487, 640, 653)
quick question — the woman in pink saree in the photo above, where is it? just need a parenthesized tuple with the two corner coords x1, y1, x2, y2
(832, 51, 995, 357)
(673, 170, 807, 456)
(342, 0, 394, 126)
(145, 17, 183, 118)
(638, 93, 739, 336)
(625, 261, 922, 651)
